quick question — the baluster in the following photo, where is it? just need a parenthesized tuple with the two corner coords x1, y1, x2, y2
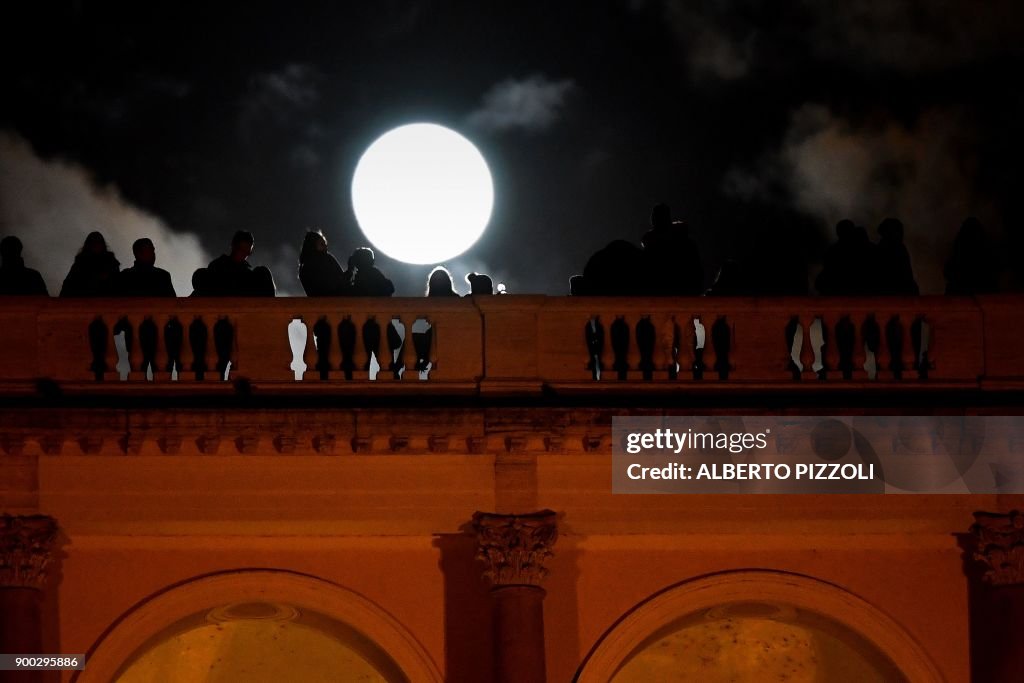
(387, 316, 406, 379)
(189, 317, 208, 380)
(338, 317, 357, 380)
(214, 317, 234, 381)
(363, 317, 381, 381)
(785, 316, 803, 380)
(585, 317, 604, 381)
(712, 316, 731, 380)
(692, 317, 706, 380)
(862, 315, 880, 380)
(611, 316, 630, 380)
(88, 317, 108, 381)
(164, 316, 184, 381)
(636, 316, 655, 381)
(664, 317, 680, 380)
(886, 315, 904, 380)
(912, 315, 931, 380)
(412, 317, 433, 380)
(313, 317, 332, 380)
(113, 317, 133, 381)
(139, 317, 158, 381)
(809, 316, 827, 380)
(836, 316, 855, 380)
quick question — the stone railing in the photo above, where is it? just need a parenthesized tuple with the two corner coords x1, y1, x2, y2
(0, 295, 1020, 396)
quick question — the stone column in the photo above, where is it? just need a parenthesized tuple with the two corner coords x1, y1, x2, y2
(473, 510, 557, 683)
(969, 510, 1024, 683)
(1, 515, 58, 683)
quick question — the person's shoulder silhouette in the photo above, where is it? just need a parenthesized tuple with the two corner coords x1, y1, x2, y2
(465, 272, 493, 296)
(298, 230, 347, 296)
(641, 204, 703, 295)
(875, 218, 919, 295)
(60, 231, 120, 297)
(116, 238, 176, 297)
(0, 236, 49, 296)
(583, 239, 645, 296)
(202, 231, 274, 296)
(426, 266, 458, 297)
(350, 247, 394, 297)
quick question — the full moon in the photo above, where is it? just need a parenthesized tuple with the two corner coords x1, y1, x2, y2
(351, 123, 494, 265)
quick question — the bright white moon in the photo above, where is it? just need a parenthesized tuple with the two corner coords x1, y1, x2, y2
(351, 123, 494, 265)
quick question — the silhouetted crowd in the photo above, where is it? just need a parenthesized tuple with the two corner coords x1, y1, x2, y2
(0, 207, 1007, 298)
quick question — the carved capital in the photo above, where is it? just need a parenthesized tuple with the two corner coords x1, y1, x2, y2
(473, 510, 558, 587)
(972, 510, 1024, 586)
(0, 515, 58, 589)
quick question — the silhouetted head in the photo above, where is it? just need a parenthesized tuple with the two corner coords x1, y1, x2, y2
(569, 275, 586, 296)
(836, 219, 856, 241)
(230, 230, 255, 262)
(132, 238, 156, 267)
(650, 204, 672, 230)
(191, 267, 208, 293)
(426, 266, 456, 296)
(299, 230, 327, 265)
(82, 231, 109, 255)
(350, 247, 375, 271)
(0, 236, 23, 264)
(466, 272, 493, 296)
(877, 218, 904, 242)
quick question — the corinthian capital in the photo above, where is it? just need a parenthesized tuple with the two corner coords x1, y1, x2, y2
(0, 515, 58, 589)
(972, 510, 1024, 586)
(473, 510, 558, 587)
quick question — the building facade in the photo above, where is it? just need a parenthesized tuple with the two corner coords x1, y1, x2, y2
(2, 295, 1023, 682)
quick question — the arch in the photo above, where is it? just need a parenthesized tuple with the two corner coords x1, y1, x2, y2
(575, 569, 944, 683)
(76, 569, 443, 683)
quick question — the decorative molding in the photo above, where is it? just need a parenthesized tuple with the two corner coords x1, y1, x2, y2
(428, 436, 449, 453)
(351, 436, 372, 453)
(122, 434, 145, 455)
(972, 510, 1024, 586)
(466, 436, 487, 454)
(472, 510, 558, 587)
(196, 435, 221, 455)
(158, 436, 182, 455)
(273, 435, 298, 454)
(0, 515, 58, 589)
(235, 435, 260, 454)
(505, 436, 527, 452)
(78, 436, 104, 454)
(38, 437, 64, 455)
(313, 435, 336, 455)
(544, 435, 564, 452)
(582, 435, 603, 452)
(0, 436, 26, 455)
(389, 436, 410, 453)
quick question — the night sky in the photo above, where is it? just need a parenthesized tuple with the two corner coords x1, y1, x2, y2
(2, 1, 1022, 295)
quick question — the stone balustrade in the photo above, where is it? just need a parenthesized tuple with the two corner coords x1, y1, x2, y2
(0, 294, 1020, 395)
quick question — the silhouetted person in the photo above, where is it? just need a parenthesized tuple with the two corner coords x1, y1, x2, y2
(945, 217, 998, 295)
(875, 218, 919, 295)
(569, 275, 587, 296)
(115, 238, 176, 297)
(189, 268, 208, 297)
(298, 230, 348, 296)
(201, 231, 276, 296)
(0, 236, 48, 296)
(641, 204, 703, 295)
(349, 247, 394, 297)
(60, 231, 120, 297)
(816, 219, 876, 295)
(465, 272, 493, 296)
(580, 239, 646, 296)
(426, 266, 458, 297)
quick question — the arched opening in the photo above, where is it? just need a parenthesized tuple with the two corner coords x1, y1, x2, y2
(576, 571, 942, 683)
(78, 570, 442, 683)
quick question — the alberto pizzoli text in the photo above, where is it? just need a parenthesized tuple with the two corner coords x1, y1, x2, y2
(626, 462, 875, 481)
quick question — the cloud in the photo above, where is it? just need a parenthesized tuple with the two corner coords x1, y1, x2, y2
(238, 63, 323, 158)
(726, 105, 995, 293)
(0, 130, 211, 296)
(658, 0, 1024, 81)
(664, 2, 753, 80)
(467, 75, 576, 133)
